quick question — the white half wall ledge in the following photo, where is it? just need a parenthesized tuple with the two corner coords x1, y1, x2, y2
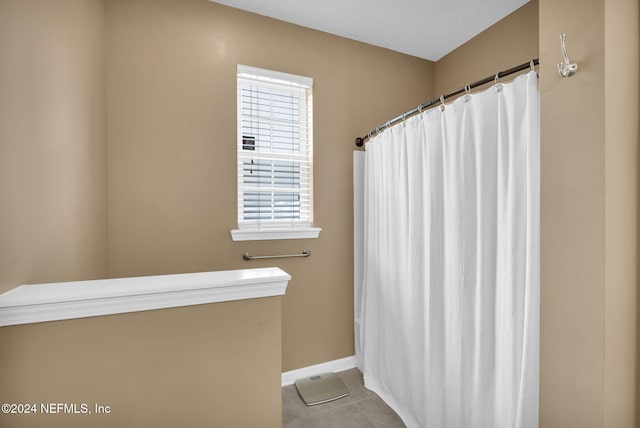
(0, 267, 291, 327)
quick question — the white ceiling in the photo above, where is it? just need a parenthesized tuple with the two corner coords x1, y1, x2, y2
(209, 0, 529, 61)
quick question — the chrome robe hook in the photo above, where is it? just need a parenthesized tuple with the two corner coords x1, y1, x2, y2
(557, 34, 578, 77)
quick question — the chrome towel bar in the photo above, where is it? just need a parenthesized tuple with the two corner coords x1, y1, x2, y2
(243, 249, 311, 261)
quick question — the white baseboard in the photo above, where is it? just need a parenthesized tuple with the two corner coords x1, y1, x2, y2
(281, 355, 357, 387)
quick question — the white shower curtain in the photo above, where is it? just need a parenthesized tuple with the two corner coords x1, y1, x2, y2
(358, 71, 539, 428)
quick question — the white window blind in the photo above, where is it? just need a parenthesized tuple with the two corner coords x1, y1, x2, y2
(236, 65, 314, 233)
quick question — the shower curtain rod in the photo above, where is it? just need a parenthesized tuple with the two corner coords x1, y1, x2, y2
(354, 58, 539, 147)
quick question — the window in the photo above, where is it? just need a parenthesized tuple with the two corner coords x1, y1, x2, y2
(231, 65, 321, 241)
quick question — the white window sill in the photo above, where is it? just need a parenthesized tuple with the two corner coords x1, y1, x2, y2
(230, 227, 322, 241)
(0, 268, 291, 327)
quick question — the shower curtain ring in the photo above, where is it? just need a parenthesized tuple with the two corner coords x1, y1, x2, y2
(530, 59, 535, 71)
(494, 73, 504, 92)
(439, 95, 445, 112)
(463, 84, 472, 102)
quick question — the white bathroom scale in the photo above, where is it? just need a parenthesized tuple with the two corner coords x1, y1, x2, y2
(294, 373, 349, 406)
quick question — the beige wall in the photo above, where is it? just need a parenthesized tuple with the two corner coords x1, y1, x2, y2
(539, 1, 607, 426)
(0, 0, 109, 294)
(539, 0, 640, 426)
(434, 1, 539, 96)
(603, 0, 639, 426)
(0, 297, 283, 428)
(106, 0, 434, 371)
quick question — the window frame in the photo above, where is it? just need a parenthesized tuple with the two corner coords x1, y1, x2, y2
(231, 65, 321, 242)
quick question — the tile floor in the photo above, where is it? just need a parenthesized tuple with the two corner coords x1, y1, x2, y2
(282, 368, 406, 428)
